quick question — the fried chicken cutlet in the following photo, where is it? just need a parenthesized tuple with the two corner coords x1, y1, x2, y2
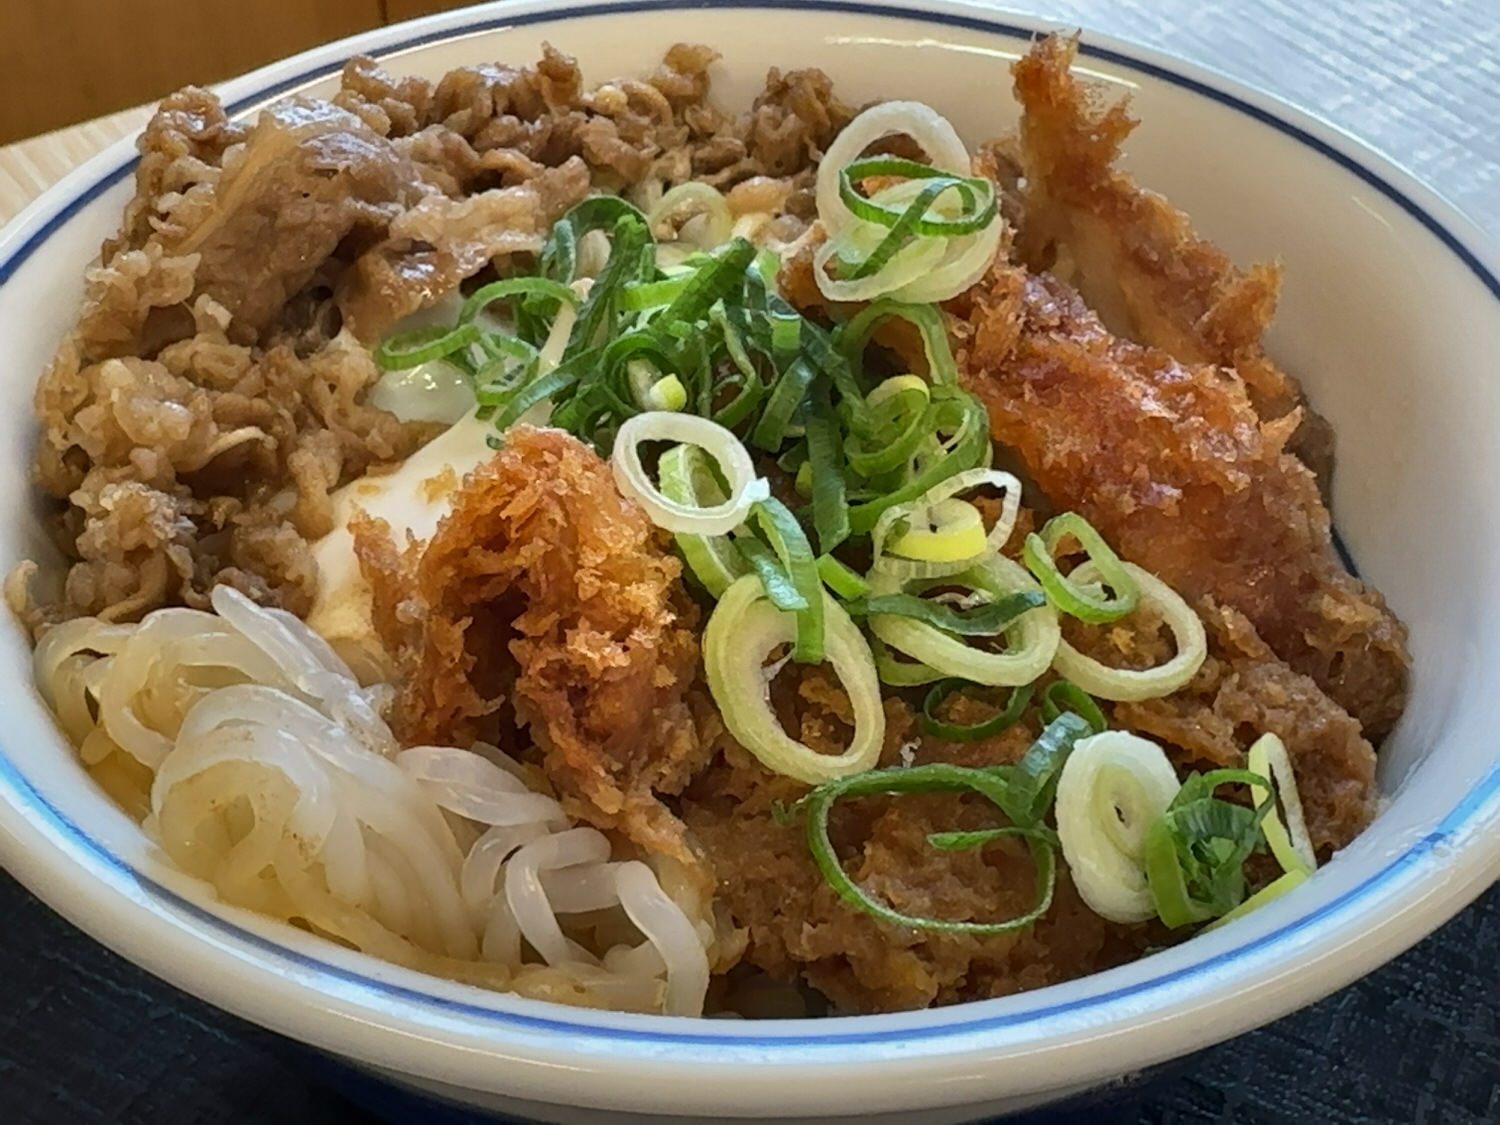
(353, 425, 711, 875)
(1010, 35, 1335, 483)
(954, 263, 1409, 739)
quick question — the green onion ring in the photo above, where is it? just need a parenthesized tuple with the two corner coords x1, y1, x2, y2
(1022, 512, 1140, 624)
(704, 574, 884, 785)
(835, 299, 960, 387)
(374, 322, 483, 371)
(460, 278, 579, 325)
(921, 680, 1035, 742)
(867, 555, 1061, 687)
(852, 590, 1045, 637)
(801, 763, 1057, 934)
(658, 444, 748, 598)
(1039, 681, 1108, 735)
(1049, 560, 1208, 702)
(838, 156, 997, 236)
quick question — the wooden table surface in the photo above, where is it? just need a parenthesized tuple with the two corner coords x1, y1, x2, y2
(0, 2, 1495, 1122)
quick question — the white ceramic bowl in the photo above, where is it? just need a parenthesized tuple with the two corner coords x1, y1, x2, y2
(2, 2, 1497, 1121)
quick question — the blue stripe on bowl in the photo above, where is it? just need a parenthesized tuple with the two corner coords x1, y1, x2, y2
(1, 0, 1498, 1052)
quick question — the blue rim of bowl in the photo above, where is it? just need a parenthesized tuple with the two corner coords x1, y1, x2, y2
(1, 0, 1497, 1053)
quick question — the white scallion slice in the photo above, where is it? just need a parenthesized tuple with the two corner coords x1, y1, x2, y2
(886, 498, 987, 563)
(812, 227, 949, 303)
(871, 468, 1023, 581)
(867, 554, 1060, 686)
(658, 444, 747, 598)
(815, 101, 971, 233)
(612, 412, 769, 536)
(1248, 733, 1317, 875)
(1050, 561, 1207, 702)
(888, 217, 1004, 304)
(1056, 731, 1183, 923)
(850, 176, 1003, 302)
(704, 574, 885, 784)
(648, 182, 733, 250)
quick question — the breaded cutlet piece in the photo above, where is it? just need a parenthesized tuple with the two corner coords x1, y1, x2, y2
(953, 263, 1409, 740)
(1011, 34, 1335, 484)
(353, 425, 712, 879)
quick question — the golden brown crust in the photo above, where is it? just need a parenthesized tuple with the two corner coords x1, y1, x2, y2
(356, 426, 710, 875)
(1011, 34, 1334, 482)
(953, 264, 1409, 738)
(970, 264, 1406, 730)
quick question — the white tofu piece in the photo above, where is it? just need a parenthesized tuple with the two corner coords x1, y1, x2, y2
(306, 412, 496, 681)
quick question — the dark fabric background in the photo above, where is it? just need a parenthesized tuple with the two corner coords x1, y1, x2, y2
(0, 874, 1493, 1124)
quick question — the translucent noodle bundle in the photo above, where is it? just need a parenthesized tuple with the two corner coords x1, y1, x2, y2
(33, 587, 712, 1015)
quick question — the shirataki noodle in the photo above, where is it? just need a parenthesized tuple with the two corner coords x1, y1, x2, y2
(33, 587, 712, 1015)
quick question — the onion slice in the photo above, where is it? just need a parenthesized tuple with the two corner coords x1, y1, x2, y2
(704, 574, 884, 784)
(1055, 731, 1183, 923)
(1050, 561, 1207, 701)
(612, 412, 769, 535)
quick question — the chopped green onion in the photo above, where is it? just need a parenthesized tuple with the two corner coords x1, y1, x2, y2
(844, 376, 931, 479)
(703, 574, 884, 784)
(1050, 560, 1208, 702)
(1005, 712, 1095, 825)
(1039, 681, 1108, 735)
(1143, 768, 1272, 928)
(610, 411, 769, 536)
(1055, 730, 1182, 923)
(661, 237, 757, 327)
(750, 357, 815, 451)
(374, 322, 483, 371)
(647, 181, 733, 249)
(834, 300, 960, 387)
(838, 156, 997, 236)
(817, 555, 870, 600)
(920, 680, 1034, 742)
(737, 538, 808, 613)
(866, 555, 1060, 687)
(886, 498, 987, 563)
(804, 381, 851, 554)
(644, 374, 688, 412)
(1022, 512, 1139, 624)
(1203, 868, 1309, 931)
(460, 277, 579, 326)
(847, 389, 991, 535)
(927, 825, 1057, 853)
(1247, 733, 1317, 875)
(751, 498, 824, 664)
(852, 590, 1045, 637)
(799, 762, 1057, 934)
(869, 467, 1022, 581)
(658, 444, 747, 598)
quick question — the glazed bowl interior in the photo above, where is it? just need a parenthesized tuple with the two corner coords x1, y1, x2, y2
(0, 1, 1496, 1119)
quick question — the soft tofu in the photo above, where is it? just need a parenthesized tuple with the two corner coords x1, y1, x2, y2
(307, 412, 496, 681)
